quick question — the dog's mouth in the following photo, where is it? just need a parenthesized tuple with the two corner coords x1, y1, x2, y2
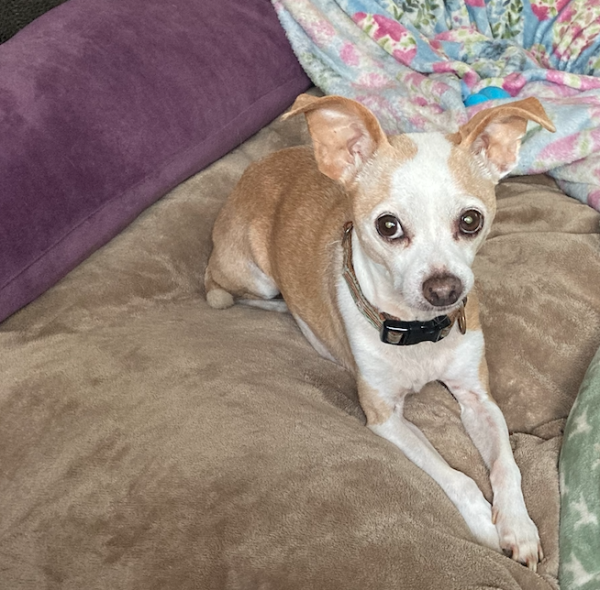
(425, 301, 464, 313)
(409, 295, 468, 317)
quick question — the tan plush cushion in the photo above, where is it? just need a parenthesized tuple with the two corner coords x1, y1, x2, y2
(1, 111, 599, 590)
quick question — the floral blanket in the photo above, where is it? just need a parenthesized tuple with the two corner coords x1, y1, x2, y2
(273, 0, 600, 211)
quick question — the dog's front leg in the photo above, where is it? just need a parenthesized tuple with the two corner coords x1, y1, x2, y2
(358, 378, 500, 552)
(444, 356, 542, 571)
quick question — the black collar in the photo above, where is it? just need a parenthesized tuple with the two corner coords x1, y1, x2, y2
(341, 222, 467, 346)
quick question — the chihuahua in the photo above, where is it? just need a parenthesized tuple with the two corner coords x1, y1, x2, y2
(205, 94, 555, 570)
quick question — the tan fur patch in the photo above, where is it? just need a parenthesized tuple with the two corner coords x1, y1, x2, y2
(464, 289, 496, 400)
(478, 355, 492, 400)
(464, 287, 482, 332)
(357, 376, 393, 425)
(388, 134, 419, 160)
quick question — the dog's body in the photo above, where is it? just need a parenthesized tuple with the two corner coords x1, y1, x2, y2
(205, 95, 555, 569)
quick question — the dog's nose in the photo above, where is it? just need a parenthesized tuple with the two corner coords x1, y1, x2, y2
(422, 274, 463, 307)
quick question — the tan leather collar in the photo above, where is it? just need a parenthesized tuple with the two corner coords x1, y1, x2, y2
(341, 221, 467, 345)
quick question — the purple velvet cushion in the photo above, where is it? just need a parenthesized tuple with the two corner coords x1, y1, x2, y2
(0, 0, 310, 322)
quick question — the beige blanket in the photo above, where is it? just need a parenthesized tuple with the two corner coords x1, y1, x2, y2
(1, 109, 600, 590)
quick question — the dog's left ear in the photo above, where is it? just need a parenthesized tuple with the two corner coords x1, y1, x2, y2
(283, 94, 389, 185)
(450, 97, 555, 181)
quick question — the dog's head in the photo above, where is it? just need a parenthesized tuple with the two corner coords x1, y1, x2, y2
(285, 94, 554, 314)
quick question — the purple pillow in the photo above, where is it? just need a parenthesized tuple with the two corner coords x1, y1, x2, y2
(0, 0, 310, 322)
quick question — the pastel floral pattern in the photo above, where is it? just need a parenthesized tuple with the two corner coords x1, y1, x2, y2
(353, 13, 418, 65)
(530, 0, 570, 21)
(273, 0, 600, 211)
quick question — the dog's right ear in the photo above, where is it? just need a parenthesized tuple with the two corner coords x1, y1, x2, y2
(283, 94, 389, 185)
(450, 97, 555, 182)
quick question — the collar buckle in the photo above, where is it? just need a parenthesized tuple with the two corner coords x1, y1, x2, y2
(381, 315, 453, 346)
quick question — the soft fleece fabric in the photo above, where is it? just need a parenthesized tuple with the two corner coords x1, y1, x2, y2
(560, 345, 600, 590)
(274, 0, 600, 211)
(0, 0, 310, 322)
(1, 106, 599, 590)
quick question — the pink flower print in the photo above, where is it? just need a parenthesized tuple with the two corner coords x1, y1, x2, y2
(371, 14, 406, 42)
(340, 42, 359, 66)
(305, 19, 336, 44)
(432, 61, 456, 74)
(589, 189, 600, 211)
(356, 72, 392, 89)
(431, 63, 478, 87)
(528, 44, 550, 68)
(557, 0, 571, 11)
(579, 76, 600, 91)
(435, 31, 455, 41)
(502, 72, 527, 94)
(539, 134, 579, 161)
(557, 5, 577, 23)
(531, 3, 549, 20)
(405, 72, 426, 86)
(531, 0, 569, 21)
(463, 70, 479, 88)
(465, 0, 485, 6)
(353, 12, 367, 26)
(554, 25, 584, 61)
(354, 13, 416, 64)
(392, 46, 417, 65)
(546, 70, 574, 88)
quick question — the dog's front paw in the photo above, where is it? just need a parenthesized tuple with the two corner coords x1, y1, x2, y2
(492, 505, 543, 571)
(451, 475, 501, 552)
(469, 511, 502, 553)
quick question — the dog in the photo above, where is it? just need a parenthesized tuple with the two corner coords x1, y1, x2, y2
(205, 93, 555, 570)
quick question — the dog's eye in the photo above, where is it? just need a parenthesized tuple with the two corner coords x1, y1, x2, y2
(459, 210, 483, 235)
(376, 215, 403, 240)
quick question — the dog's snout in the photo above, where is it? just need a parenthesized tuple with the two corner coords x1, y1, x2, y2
(422, 274, 463, 307)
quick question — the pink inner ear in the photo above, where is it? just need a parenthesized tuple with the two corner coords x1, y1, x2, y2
(346, 122, 374, 163)
(478, 133, 490, 151)
(299, 98, 388, 183)
(475, 118, 526, 179)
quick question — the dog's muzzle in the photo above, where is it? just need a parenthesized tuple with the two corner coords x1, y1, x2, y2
(341, 222, 467, 346)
